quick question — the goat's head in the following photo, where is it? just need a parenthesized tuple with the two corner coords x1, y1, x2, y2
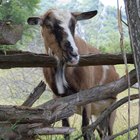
(27, 9, 97, 65)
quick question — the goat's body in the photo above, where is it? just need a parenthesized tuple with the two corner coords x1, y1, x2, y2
(28, 9, 119, 139)
(44, 36, 119, 92)
(43, 36, 119, 135)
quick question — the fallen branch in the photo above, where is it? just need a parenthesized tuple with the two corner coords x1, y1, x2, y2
(0, 123, 74, 139)
(0, 69, 137, 125)
(0, 69, 137, 139)
(40, 69, 137, 111)
(22, 81, 46, 107)
(0, 51, 134, 69)
(0, 122, 42, 140)
(0, 104, 75, 125)
(14, 81, 46, 140)
(28, 127, 75, 135)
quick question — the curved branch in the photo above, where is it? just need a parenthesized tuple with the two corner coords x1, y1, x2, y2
(107, 124, 138, 140)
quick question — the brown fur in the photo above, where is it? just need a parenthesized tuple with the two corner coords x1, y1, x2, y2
(43, 36, 119, 135)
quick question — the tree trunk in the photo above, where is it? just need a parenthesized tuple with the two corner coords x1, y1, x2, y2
(124, 0, 140, 139)
(124, 0, 140, 74)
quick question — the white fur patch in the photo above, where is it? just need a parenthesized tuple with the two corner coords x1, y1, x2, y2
(52, 9, 71, 25)
(99, 65, 109, 85)
(55, 64, 68, 94)
(62, 65, 68, 87)
(55, 73, 65, 94)
(64, 26, 78, 53)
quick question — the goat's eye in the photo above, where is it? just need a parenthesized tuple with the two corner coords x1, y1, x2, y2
(44, 19, 53, 28)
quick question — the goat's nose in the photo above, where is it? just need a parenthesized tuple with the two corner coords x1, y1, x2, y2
(69, 51, 78, 57)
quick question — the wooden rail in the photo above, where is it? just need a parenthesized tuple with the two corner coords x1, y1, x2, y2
(0, 51, 134, 69)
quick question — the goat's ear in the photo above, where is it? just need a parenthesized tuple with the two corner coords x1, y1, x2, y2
(27, 17, 42, 25)
(72, 10, 98, 21)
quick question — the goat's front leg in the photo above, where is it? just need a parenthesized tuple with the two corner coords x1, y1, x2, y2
(97, 110, 116, 139)
(82, 107, 92, 140)
(96, 107, 116, 139)
(62, 118, 70, 140)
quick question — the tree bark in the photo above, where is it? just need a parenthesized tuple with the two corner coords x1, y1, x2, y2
(124, 0, 140, 138)
(28, 127, 75, 135)
(124, 0, 140, 75)
(0, 51, 133, 69)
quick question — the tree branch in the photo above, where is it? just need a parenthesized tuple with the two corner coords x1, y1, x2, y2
(0, 51, 134, 69)
(28, 127, 75, 136)
(106, 124, 138, 140)
(40, 69, 137, 111)
(0, 69, 137, 125)
(75, 94, 139, 140)
(0, 69, 137, 139)
(22, 81, 46, 107)
(87, 94, 139, 132)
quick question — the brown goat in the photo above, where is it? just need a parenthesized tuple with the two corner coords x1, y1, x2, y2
(27, 9, 119, 140)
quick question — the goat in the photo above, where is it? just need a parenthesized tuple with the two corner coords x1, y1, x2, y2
(27, 9, 119, 140)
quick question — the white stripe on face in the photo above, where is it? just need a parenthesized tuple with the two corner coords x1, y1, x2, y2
(52, 9, 79, 64)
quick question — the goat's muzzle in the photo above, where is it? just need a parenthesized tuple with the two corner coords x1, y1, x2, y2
(65, 50, 79, 65)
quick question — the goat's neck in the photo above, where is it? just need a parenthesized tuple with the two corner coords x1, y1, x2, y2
(55, 60, 68, 95)
(47, 47, 67, 95)
(54, 61, 78, 96)
(47, 48, 72, 95)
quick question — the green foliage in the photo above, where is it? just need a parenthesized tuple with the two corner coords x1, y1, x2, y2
(98, 32, 132, 53)
(39, 0, 130, 54)
(0, 0, 40, 23)
(0, 0, 130, 53)
(0, 0, 40, 50)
